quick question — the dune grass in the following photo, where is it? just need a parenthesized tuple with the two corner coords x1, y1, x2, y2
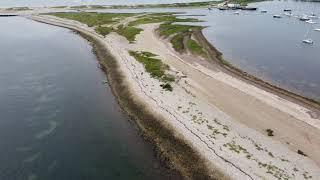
(186, 39, 206, 56)
(159, 23, 205, 56)
(95, 26, 113, 36)
(171, 33, 186, 52)
(129, 51, 175, 86)
(116, 25, 143, 43)
(129, 13, 201, 26)
(158, 23, 201, 37)
(52, 12, 137, 27)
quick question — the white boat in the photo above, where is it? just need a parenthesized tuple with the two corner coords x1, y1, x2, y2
(302, 39, 314, 44)
(315, 28, 320, 32)
(284, 12, 292, 17)
(299, 15, 310, 21)
(234, 11, 240, 15)
(306, 20, 317, 24)
(273, 14, 282, 18)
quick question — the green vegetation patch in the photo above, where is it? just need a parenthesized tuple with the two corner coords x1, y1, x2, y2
(129, 51, 175, 91)
(51, 12, 137, 27)
(159, 23, 205, 56)
(160, 83, 173, 91)
(89, 5, 108, 9)
(52, 6, 67, 9)
(170, 33, 185, 52)
(129, 13, 201, 26)
(116, 25, 143, 43)
(95, 26, 113, 36)
(6, 7, 32, 11)
(158, 23, 200, 37)
(186, 39, 206, 56)
(70, 5, 88, 9)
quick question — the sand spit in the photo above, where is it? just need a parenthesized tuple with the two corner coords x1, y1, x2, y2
(28, 14, 320, 180)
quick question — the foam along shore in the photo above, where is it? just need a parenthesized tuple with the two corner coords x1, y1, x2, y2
(27, 13, 320, 179)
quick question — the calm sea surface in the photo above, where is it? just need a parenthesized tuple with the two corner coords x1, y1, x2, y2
(95, 0, 320, 100)
(0, 0, 208, 8)
(0, 17, 182, 180)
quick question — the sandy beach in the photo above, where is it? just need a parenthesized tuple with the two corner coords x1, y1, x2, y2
(5, 9, 318, 179)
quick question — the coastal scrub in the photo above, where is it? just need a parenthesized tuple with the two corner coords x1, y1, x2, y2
(52, 12, 137, 27)
(116, 25, 143, 43)
(129, 51, 175, 90)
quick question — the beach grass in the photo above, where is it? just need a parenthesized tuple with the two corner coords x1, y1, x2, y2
(129, 51, 175, 84)
(158, 23, 200, 37)
(171, 33, 185, 52)
(116, 25, 143, 43)
(186, 39, 206, 56)
(158, 23, 205, 56)
(52, 12, 137, 27)
(129, 13, 201, 26)
(6, 7, 32, 11)
(95, 26, 113, 36)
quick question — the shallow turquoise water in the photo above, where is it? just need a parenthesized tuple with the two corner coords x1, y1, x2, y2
(0, 17, 182, 180)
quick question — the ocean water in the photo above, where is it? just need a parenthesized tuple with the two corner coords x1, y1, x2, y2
(0, 0, 209, 8)
(0, 16, 182, 180)
(93, 0, 320, 100)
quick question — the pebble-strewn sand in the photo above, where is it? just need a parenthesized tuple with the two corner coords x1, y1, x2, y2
(28, 14, 320, 179)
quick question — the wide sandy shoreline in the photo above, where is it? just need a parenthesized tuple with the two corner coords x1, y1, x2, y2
(29, 16, 222, 179)
(21, 13, 320, 179)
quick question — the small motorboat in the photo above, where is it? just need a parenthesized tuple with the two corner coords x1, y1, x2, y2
(241, 7, 257, 11)
(302, 39, 314, 44)
(306, 20, 317, 24)
(315, 28, 320, 32)
(261, 10, 267, 13)
(234, 11, 240, 15)
(284, 9, 292, 12)
(299, 15, 310, 21)
(273, 15, 282, 18)
(284, 12, 292, 17)
(218, 7, 228, 10)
